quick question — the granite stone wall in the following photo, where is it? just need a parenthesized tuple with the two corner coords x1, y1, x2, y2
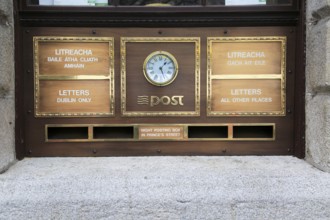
(306, 0, 330, 172)
(0, 0, 15, 173)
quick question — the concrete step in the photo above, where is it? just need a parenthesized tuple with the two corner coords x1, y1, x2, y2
(0, 156, 330, 219)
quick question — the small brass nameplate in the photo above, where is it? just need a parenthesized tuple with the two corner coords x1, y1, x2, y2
(38, 80, 111, 115)
(211, 79, 282, 113)
(210, 40, 282, 75)
(138, 125, 185, 140)
(37, 40, 111, 76)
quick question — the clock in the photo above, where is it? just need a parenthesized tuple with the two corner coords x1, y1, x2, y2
(143, 51, 179, 86)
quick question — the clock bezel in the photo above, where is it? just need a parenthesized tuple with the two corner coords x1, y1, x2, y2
(143, 50, 179, 86)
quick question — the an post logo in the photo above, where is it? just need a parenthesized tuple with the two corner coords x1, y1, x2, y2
(137, 95, 184, 107)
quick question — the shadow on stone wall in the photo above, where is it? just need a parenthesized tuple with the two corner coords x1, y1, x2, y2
(0, 9, 9, 26)
(0, 85, 10, 99)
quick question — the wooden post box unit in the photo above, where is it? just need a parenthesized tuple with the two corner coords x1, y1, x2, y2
(14, 0, 305, 158)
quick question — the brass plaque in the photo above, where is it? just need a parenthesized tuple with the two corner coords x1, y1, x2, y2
(34, 37, 114, 117)
(36, 39, 111, 76)
(121, 37, 200, 117)
(37, 80, 111, 116)
(211, 79, 283, 114)
(138, 125, 186, 140)
(207, 37, 286, 116)
(211, 41, 283, 75)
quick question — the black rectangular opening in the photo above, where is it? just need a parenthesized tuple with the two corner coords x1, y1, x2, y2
(93, 126, 134, 139)
(233, 126, 274, 139)
(47, 127, 88, 140)
(188, 126, 228, 139)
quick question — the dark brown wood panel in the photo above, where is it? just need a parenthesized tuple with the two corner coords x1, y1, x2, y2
(125, 41, 197, 113)
(16, 26, 299, 157)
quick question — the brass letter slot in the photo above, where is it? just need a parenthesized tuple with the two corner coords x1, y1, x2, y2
(93, 126, 134, 140)
(47, 127, 89, 141)
(188, 126, 228, 139)
(233, 125, 274, 139)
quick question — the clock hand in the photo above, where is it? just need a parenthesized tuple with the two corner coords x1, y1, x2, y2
(159, 66, 164, 75)
(159, 66, 168, 80)
(159, 62, 168, 75)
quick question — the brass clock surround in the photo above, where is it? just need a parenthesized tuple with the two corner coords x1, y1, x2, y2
(143, 50, 179, 87)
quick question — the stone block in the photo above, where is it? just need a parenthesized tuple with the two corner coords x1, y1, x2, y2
(306, 94, 330, 172)
(0, 1, 14, 99)
(306, 19, 330, 92)
(0, 0, 15, 173)
(307, 0, 330, 21)
(0, 98, 15, 173)
(0, 157, 330, 219)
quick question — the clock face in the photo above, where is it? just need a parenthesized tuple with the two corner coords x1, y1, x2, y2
(143, 51, 178, 86)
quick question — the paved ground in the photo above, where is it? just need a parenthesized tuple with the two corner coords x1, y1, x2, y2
(0, 156, 330, 219)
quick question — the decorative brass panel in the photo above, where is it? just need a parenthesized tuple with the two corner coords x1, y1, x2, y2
(34, 36, 115, 117)
(207, 36, 286, 116)
(121, 37, 200, 117)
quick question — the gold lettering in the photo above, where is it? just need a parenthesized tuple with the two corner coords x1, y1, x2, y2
(140, 95, 185, 107)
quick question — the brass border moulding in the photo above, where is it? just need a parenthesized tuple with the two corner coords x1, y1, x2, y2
(207, 36, 287, 117)
(33, 36, 115, 117)
(121, 37, 201, 117)
(45, 123, 276, 142)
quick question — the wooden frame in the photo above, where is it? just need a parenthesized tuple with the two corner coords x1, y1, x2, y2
(14, 0, 305, 158)
(121, 37, 200, 117)
(21, 0, 298, 12)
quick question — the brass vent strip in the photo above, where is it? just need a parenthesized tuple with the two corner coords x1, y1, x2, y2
(228, 124, 234, 140)
(45, 123, 275, 142)
(88, 126, 93, 141)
